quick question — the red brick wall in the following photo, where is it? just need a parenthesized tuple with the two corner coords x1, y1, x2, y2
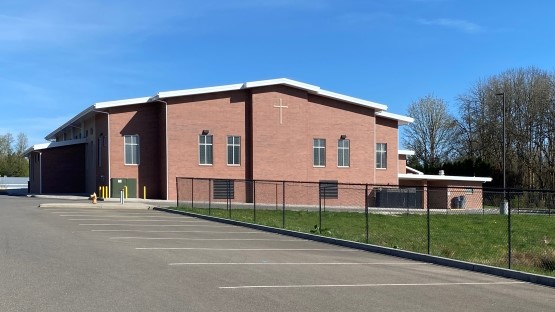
(251, 86, 377, 184)
(109, 103, 164, 199)
(166, 91, 247, 199)
(375, 117, 399, 185)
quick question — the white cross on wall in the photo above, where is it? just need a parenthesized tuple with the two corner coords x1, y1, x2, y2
(273, 98, 288, 124)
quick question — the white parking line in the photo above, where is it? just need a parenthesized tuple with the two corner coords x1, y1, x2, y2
(61, 215, 189, 218)
(136, 248, 359, 251)
(92, 230, 256, 233)
(219, 281, 527, 289)
(80, 224, 229, 227)
(110, 237, 299, 241)
(69, 219, 205, 222)
(169, 262, 428, 266)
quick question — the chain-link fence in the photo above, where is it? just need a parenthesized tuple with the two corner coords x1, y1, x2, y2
(176, 177, 555, 276)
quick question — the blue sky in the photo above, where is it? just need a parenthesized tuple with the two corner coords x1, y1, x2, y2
(1, 0, 554, 146)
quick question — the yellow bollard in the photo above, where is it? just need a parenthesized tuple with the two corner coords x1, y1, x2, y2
(124, 185, 128, 199)
(98, 186, 102, 198)
(103, 186, 107, 199)
(143, 186, 146, 200)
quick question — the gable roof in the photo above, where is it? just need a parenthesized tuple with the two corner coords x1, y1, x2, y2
(44, 78, 411, 141)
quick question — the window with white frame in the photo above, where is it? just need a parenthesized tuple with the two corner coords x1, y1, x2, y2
(313, 138, 326, 167)
(124, 135, 139, 165)
(337, 139, 350, 167)
(227, 136, 240, 165)
(199, 134, 213, 165)
(376, 143, 387, 169)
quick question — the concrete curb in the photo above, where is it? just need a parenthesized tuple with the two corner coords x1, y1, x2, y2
(39, 203, 154, 209)
(154, 207, 555, 289)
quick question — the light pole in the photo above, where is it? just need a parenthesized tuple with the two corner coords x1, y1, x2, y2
(496, 92, 511, 269)
(495, 93, 506, 206)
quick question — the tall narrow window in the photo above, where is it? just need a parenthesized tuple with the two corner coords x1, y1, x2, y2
(227, 136, 241, 165)
(313, 138, 326, 167)
(124, 135, 139, 165)
(376, 143, 387, 169)
(337, 139, 350, 167)
(199, 134, 213, 165)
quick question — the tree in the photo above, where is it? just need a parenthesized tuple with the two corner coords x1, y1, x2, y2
(455, 66, 555, 189)
(403, 95, 458, 173)
(0, 132, 29, 177)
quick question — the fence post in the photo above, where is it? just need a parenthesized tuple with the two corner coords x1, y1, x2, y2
(508, 188, 512, 269)
(319, 185, 322, 233)
(191, 178, 194, 209)
(365, 184, 369, 244)
(282, 181, 285, 228)
(176, 178, 179, 207)
(253, 180, 256, 223)
(228, 179, 232, 219)
(208, 179, 212, 215)
(427, 187, 430, 255)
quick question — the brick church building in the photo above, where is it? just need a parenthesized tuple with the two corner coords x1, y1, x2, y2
(25, 78, 490, 205)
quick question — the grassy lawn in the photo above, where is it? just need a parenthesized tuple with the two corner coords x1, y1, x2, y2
(173, 206, 555, 277)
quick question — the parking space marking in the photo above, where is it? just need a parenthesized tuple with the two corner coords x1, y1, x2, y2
(60, 215, 189, 218)
(69, 219, 206, 222)
(136, 248, 360, 251)
(91, 230, 254, 233)
(110, 237, 299, 241)
(80, 224, 231, 227)
(169, 262, 428, 266)
(219, 281, 527, 289)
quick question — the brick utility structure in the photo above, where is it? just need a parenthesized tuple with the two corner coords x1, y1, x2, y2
(25, 78, 491, 205)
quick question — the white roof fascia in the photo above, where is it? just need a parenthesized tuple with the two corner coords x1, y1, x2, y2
(376, 111, 414, 125)
(316, 89, 387, 110)
(94, 97, 150, 109)
(44, 105, 95, 140)
(399, 173, 492, 183)
(155, 83, 244, 99)
(45, 97, 150, 140)
(405, 166, 424, 175)
(243, 78, 321, 92)
(399, 149, 415, 156)
(24, 139, 87, 156)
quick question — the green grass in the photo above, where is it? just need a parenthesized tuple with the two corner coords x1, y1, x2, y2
(174, 206, 555, 277)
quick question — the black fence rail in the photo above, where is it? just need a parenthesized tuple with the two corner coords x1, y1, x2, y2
(176, 177, 555, 277)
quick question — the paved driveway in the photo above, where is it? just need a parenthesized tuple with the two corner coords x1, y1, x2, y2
(1, 195, 554, 311)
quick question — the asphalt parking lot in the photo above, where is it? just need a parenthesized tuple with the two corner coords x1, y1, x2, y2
(1, 195, 554, 312)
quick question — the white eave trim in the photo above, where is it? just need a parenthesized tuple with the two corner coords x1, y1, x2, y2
(153, 78, 388, 110)
(399, 149, 415, 156)
(44, 105, 95, 140)
(24, 139, 87, 156)
(154, 83, 245, 99)
(45, 97, 150, 140)
(406, 166, 423, 175)
(376, 111, 414, 125)
(95, 97, 150, 109)
(399, 173, 492, 183)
